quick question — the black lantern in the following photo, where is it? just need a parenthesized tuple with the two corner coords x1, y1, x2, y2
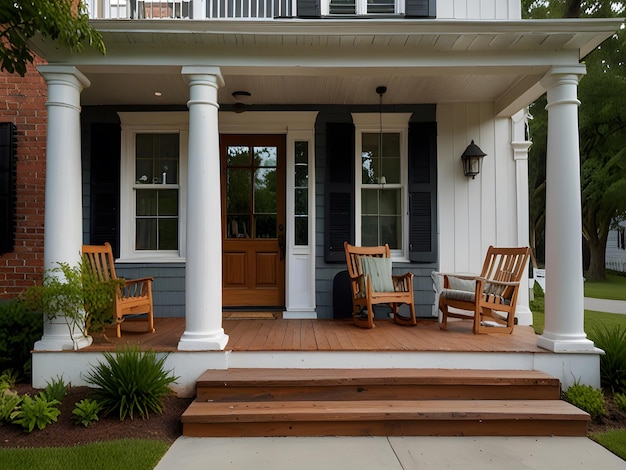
(460, 140, 486, 179)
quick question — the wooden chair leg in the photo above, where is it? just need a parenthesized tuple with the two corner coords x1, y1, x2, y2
(439, 298, 448, 330)
(394, 303, 417, 326)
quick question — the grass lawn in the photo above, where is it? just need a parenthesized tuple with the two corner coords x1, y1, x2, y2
(585, 272, 626, 301)
(0, 439, 168, 470)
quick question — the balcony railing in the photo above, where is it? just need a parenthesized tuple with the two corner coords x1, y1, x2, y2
(85, 0, 294, 19)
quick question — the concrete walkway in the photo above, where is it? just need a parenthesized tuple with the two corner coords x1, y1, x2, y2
(584, 297, 626, 315)
(155, 436, 626, 469)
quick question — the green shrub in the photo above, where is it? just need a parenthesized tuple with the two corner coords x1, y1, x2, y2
(0, 389, 22, 423)
(0, 300, 43, 377)
(43, 376, 69, 402)
(84, 346, 178, 420)
(614, 392, 626, 413)
(72, 398, 102, 427)
(563, 383, 608, 421)
(589, 325, 626, 393)
(0, 369, 18, 392)
(10, 393, 61, 433)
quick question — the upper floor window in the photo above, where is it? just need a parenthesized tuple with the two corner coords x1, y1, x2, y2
(327, 0, 400, 15)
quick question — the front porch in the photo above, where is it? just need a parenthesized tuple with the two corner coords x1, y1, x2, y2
(31, 317, 601, 397)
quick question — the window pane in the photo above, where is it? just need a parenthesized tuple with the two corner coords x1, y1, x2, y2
(361, 189, 378, 214)
(254, 146, 277, 167)
(227, 169, 251, 214)
(361, 216, 378, 246)
(136, 219, 157, 250)
(295, 188, 308, 216)
(361, 133, 379, 184)
(368, 0, 394, 14)
(158, 190, 178, 216)
(136, 190, 157, 216)
(227, 145, 251, 166)
(295, 217, 308, 245)
(330, 0, 355, 14)
(381, 133, 400, 184)
(380, 215, 401, 249)
(380, 189, 400, 215)
(255, 214, 276, 238)
(295, 141, 308, 164)
(228, 216, 250, 238)
(158, 219, 178, 250)
(295, 165, 308, 187)
(254, 168, 277, 213)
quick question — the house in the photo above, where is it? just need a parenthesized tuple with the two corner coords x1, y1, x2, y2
(0, 0, 621, 392)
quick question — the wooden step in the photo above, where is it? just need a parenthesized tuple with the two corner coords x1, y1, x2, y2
(195, 368, 561, 402)
(182, 399, 589, 437)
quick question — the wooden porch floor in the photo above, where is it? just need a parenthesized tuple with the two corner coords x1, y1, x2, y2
(85, 317, 547, 354)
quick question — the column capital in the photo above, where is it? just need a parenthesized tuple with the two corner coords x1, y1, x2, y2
(540, 64, 586, 91)
(37, 65, 91, 90)
(181, 66, 224, 87)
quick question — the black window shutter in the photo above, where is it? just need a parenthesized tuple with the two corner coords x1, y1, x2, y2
(297, 0, 321, 17)
(0, 123, 16, 255)
(324, 122, 354, 262)
(405, 0, 436, 17)
(408, 121, 437, 263)
(89, 123, 121, 257)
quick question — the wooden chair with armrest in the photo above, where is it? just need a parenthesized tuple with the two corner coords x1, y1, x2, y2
(344, 242, 417, 329)
(438, 245, 531, 334)
(82, 242, 155, 338)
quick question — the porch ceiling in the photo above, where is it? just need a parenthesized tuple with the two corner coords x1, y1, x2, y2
(30, 18, 622, 114)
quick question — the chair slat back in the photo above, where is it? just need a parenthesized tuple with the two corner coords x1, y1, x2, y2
(82, 242, 118, 283)
(344, 243, 391, 278)
(480, 246, 531, 299)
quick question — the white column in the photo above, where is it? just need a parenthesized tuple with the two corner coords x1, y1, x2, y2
(178, 66, 229, 350)
(34, 66, 91, 351)
(537, 65, 595, 352)
(511, 109, 533, 326)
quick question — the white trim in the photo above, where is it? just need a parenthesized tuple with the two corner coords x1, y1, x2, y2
(352, 113, 411, 260)
(118, 112, 189, 262)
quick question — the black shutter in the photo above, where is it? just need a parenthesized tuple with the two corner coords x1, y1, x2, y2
(408, 121, 437, 263)
(324, 122, 354, 262)
(0, 123, 16, 255)
(89, 123, 121, 257)
(405, 0, 436, 17)
(297, 0, 321, 17)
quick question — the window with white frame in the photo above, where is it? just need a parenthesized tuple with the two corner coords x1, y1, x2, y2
(119, 113, 188, 261)
(353, 113, 410, 259)
(134, 133, 180, 251)
(327, 0, 399, 15)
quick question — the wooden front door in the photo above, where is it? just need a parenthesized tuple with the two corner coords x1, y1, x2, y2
(221, 135, 286, 307)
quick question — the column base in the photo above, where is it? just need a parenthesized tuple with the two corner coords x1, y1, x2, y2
(537, 331, 597, 353)
(34, 334, 93, 351)
(178, 329, 229, 351)
(514, 305, 533, 326)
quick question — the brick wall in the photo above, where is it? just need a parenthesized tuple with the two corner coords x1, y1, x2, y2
(0, 57, 47, 299)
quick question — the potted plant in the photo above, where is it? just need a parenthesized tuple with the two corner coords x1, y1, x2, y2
(21, 259, 121, 349)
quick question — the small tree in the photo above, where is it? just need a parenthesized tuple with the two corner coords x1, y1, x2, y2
(20, 260, 121, 349)
(0, 0, 106, 76)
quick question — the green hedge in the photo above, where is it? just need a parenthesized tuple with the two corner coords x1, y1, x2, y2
(0, 299, 43, 378)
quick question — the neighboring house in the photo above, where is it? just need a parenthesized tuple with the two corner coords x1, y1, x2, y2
(0, 1, 621, 388)
(606, 221, 626, 272)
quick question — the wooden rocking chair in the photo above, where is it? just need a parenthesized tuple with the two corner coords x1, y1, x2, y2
(344, 242, 417, 329)
(438, 245, 531, 334)
(82, 243, 155, 338)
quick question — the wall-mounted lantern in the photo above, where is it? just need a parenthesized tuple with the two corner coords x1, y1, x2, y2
(460, 140, 486, 179)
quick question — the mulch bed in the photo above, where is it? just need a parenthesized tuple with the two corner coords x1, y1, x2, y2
(0, 385, 193, 449)
(1, 383, 625, 449)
